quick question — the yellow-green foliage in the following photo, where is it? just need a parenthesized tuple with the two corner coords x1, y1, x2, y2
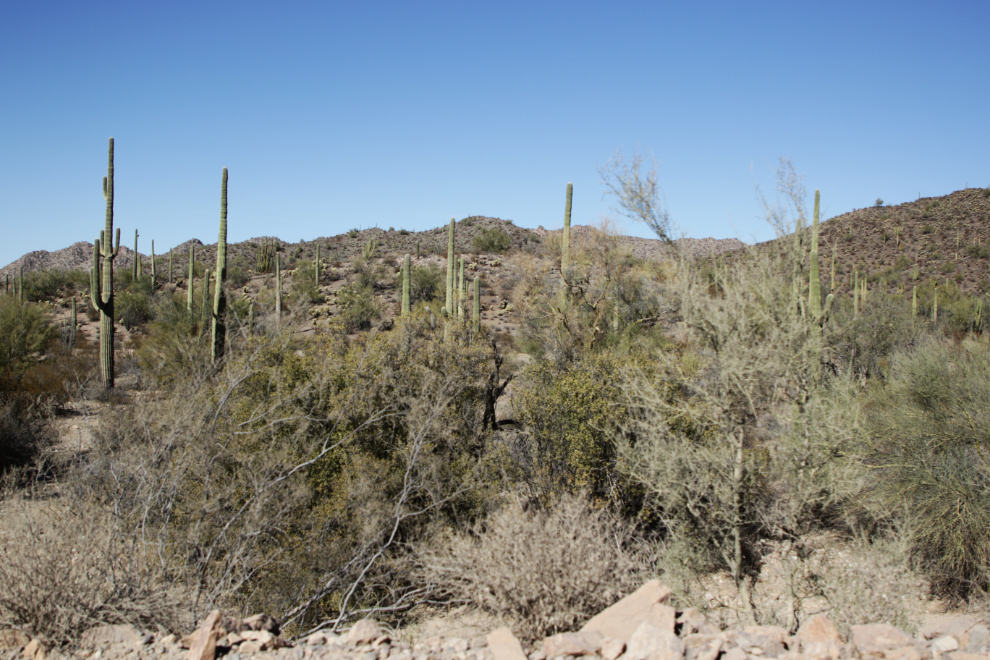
(512, 353, 649, 507)
(0, 298, 55, 378)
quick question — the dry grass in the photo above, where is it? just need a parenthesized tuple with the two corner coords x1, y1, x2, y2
(0, 486, 181, 646)
(415, 492, 649, 642)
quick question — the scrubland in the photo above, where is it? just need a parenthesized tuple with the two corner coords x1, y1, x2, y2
(2, 178, 990, 649)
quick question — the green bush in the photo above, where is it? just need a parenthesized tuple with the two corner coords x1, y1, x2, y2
(409, 263, 444, 304)
(21, 269, 79, 302)
(472, 227, 512, 253)
(115, 291, 155, 330)
(0, 298, 55, 377)
(338, 283, 382, 332)
(865, 338, 990, 600)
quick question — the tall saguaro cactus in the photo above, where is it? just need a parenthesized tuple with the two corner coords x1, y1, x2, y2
(151, 240, 156, 288)
(212, 168, 228, 363)
(315, 243, 320, 287)
(808, 190, 822, 318)
(202, 269, 211, 324)
(473, 276, 481, 330)
(401, 254, 411, 316)
(187, 245, 195, 314)
(275, 253, 282, 322)
(457, 257, 465, 319)
(446, 217, 455, 312)
(562, 182, 573, 273)
(90, 137, 121, 389)
(133, 229, 140, 280)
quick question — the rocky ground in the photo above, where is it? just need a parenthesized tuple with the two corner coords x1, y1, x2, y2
(2, 582, 987, 660)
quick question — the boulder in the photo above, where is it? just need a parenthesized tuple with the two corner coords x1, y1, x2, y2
(796, 615, 842, 645)
(542, 631, 603, 657)
(849, 624, 913, 651)
(185, 610, 223, 660)
(625, 621, 685, 660)
(80, 624, 144, 649)
(580, 580, 675, 644)
(0, 630, 30, 650)
(486, 627, 527, 660)
(348, 619, 383, 647)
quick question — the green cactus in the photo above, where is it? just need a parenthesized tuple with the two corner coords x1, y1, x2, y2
(362, 237, 378, 260)
(315, 243, 320, 287)
(416, 240, 420, 259)
(151, 240, 156, 289)
(168, 248, 173, 284)
(202, 268, 211, 325)
(187, 244, 195, 314)
(90, 138, 121, 389)
(275, 253, 282, 322)
(808, 190, 821, 318)
(933, 283, 938, 322)
(401, 254, 411, 316)
(912, 285, 918, 317)
(562, 182, 573, 274)
(257, 238, 276, 273)
(473, 276, 481, 330)
(18, 266, 24, 302)
(446, 217, 455, 312)
(441, 306, 448, 318)
(457, 257, 464, 319)
(212, 168, 228, 363)
(248, 301, 255, 336)
(133, 229, 139, 280)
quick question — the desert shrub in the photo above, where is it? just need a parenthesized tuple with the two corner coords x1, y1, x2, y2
(863, 338, 990, 600)
(827, 293, 923, 380)
(0, 489, 180, 645)
(137, 295, 209, 386)
(511, 354, 638, 507)
(115, 290, 155, 330)
(472, 227, 512, 254)
(409, 263, 444, 304)
(808, 535, 925, 636)
(21, 269, 76, 301)
(0, 395, 59, 475)
(0, 298, 55, 378)
(338, 283, 381, 331)
(415, 493, 648, 642)
(226, 257, 251, 288)
(291, 261, 325, 304)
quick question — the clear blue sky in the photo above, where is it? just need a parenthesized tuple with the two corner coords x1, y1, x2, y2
(2, 1, 988, 267)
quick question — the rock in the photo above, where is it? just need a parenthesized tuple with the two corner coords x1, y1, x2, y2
(743, 627, 788, 648)
(625, 621, 685, 660)
(601, 638, 626, 660)
(678, 610, 715, 636)
(542, 632, 603, 657)
(932, 636, 960, 657)
(796, 615, 842, 645)
(580, 580, 675, 644)
(0, 630, 30, 650)
(884, 646, 925, 660)
(80, 624, 144, 649)
(948, 653, 989, 660)
(486, 627, 527, 660)
(22, 639, 45, 660)
(799, 640, 842, 660)
(721, 648, 746, 660)
(849, 624, 914, 651)
(348, 620, 383, 647)
(237, 641, 262, 654)
(185, 609, 223, 660)
(959, 625, 989, 653)
(683, 636, 721, 660)
(306, 633, 329, 646)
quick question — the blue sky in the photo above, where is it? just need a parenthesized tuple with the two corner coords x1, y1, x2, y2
(2, 1, 988, 267)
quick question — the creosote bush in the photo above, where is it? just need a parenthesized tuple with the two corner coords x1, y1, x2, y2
(415, 492, 648, 642)
(472, 227, 512, 253)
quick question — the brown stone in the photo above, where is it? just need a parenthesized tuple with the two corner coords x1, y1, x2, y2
(678, 610, 715, 637)
(947, 653, 988, 660)
(850, 625, 914, 652)
(721, 648, 747, 660)
(683, 636, 721, 660)
(801, 640, 842, 660)
(0, 631, 30, 651)
(542, 632, 603, 657)
(186, 610, 223, 660)
(885, 645, 925, 660)
(243, 614, 280, 634)
(625, 621, 685, 660)
(348, 620, 383, 647)
(486, 627, 527, 660)
(80, 624, 144, 649)
(797, 615, 843, 645)
(580, 580, 675, 644)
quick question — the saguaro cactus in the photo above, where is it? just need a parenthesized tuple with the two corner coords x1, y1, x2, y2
(187, 245, 195, 314)
(18, 266, 24, 302)
(202, 268, 212, 324)
(133, 229, 140, 280)
(169, 248, 173, 283)
(151, 240, 156, 288)
(808, 190, 822, 318)
(315, 243, 320, 287)
(562, 182, 573, 273)
(401, 254, 411, 316)
(457, 257, 464, 319)
(473, 276, 481, 330)
(912, 285, 918, 317)
(446, 218, 455, 312)
(212, 168, 228, 363)
(275, 253, 282, 321)
(90, 137, 121, 389)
